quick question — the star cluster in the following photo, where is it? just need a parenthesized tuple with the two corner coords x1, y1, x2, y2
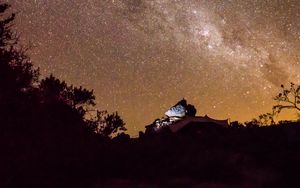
(10, 0, 300, 135)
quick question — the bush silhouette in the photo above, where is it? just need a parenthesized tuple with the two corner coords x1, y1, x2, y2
(0, 4, 127, 187)
(2, 2, 300, 188)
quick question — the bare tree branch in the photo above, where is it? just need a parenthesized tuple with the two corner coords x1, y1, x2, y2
(273, 83, 300, 115)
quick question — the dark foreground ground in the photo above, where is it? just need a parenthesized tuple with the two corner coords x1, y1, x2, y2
(2, 122, 300, 188)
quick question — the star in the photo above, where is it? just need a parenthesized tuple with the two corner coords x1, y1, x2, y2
(10, 0, 300, 135)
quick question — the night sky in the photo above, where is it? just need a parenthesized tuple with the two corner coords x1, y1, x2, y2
(9, 0, 300, 135)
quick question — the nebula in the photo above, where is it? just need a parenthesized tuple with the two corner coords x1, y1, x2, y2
(10, 0, 300, 135)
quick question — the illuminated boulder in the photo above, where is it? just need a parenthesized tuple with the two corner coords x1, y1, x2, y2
(144, 99, 229, 135)
(165, 98, 187, 118)
(165, 105, 186, 117)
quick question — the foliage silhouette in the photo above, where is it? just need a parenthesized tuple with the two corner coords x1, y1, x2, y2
(249, 83, 300, 127)
(273, 82, 300, 115)
(86, 110, 126, 138)
(0, 2, 125, 137)
(249, 112, 276, 127)
(0, 3, 127, 187)
(2, 2, 300, 188)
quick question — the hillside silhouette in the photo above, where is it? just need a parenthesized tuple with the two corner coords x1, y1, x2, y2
(2, 3, 300, 188)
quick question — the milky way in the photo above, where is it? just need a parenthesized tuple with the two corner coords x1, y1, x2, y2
(9, 0, 300, 135)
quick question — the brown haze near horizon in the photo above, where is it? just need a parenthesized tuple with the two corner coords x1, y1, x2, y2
(8, 0, 300, 135)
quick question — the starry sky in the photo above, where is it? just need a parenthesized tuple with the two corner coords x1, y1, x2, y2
(8, 0, 300, 135)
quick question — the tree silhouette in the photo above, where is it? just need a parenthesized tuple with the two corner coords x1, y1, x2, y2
(0, 2, 126, 138)
(257, 112, 275, 126)
(39, 74, 69, 104)
(38, 71, 126, 138)
(0, 7, 38, 93)
(39, 76, 126, 138)
(0, 3, 39, 128)
(39, 75, 96, 117)
(273, 82, 300, 116)
(0, 4, 16, 48)
(101, 111, 126, 137)
(244, 119, 260, 128)
(86, 110, 127, 138)
(71, 85, 95, 108)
